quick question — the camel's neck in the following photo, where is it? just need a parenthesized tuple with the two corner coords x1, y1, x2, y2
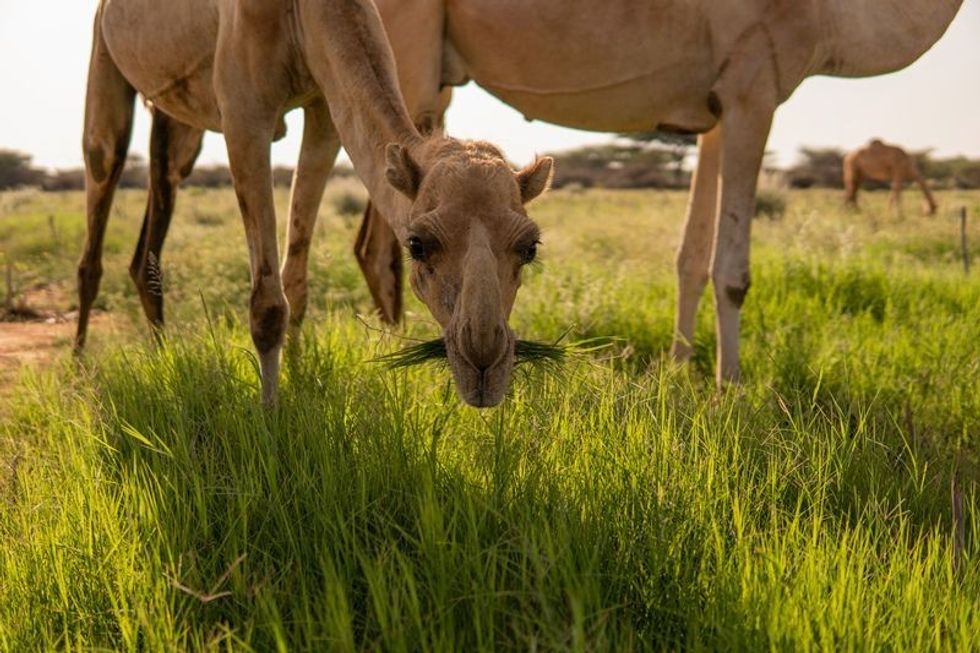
(296, 0, 423, 239)
(815, 0, 963, 77)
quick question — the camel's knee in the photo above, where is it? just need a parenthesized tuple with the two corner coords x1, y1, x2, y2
(712, 266, 751, 310)
(676, 245, 710, 288)
(84, 138, 128, 186)
(282, 279, 308, 326)
(77, 259, 103, 301)
(250, 285, 289, 355)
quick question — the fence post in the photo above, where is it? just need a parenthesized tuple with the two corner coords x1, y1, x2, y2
(48, 214, 59, 252)
(960, 206, 970, 275)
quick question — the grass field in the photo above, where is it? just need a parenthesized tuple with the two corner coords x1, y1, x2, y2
(1, 184, 979, 650)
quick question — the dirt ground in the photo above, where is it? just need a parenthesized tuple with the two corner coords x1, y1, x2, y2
(0, 284, 110, 397)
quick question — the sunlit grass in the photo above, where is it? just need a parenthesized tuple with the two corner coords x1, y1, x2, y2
(0, 186, 978, 649)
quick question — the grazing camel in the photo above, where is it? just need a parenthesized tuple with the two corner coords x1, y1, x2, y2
(844, 139, 938, 216)
(77, 0, 554, 407)
(351, 0, 963, 387)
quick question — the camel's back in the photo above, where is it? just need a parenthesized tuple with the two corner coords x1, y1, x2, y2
(99, 0, 222, 130)
(851, 141, 915, 181)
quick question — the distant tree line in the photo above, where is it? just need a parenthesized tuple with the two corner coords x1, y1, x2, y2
(0, 150, 356, 192)
(4, 142, 980, 192)
(548, 136, 980, 191)
(547, 132, 696, 190)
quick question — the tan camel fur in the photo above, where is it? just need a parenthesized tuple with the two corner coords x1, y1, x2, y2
(844, 139, 938, 216)
(351, 0, 962, 387)
(77, 0, 553, 407)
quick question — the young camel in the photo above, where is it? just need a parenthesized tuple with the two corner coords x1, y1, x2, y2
(77, 0, 554, 408)
(844, 139, 938, 216)
(352, 0, 963, 387)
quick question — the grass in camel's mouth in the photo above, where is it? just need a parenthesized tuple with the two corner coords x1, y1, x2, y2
(373, 338, 567, 370)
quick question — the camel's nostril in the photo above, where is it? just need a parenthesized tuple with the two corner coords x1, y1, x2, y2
(459, 320, 510, 371)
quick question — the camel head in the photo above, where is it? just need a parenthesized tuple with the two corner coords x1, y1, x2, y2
(384, 139, 553, 407)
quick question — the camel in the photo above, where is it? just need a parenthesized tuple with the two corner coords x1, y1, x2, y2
(350, 0, 963, 388)
(844, 139, 938, 216)
(121, 0, 963, 394)
(77, 0, 554, 407)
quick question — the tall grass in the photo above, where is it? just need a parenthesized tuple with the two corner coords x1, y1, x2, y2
(1, 187, 979, 649)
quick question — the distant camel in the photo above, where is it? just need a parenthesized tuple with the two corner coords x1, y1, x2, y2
(351, 0, 963, 388)
(131, 0, 963, 392)
(844, 140, 938, 216)
(77, 0, 553, 407)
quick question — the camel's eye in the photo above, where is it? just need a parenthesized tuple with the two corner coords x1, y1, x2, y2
(519, 240, 539, 265)
(407, 236, 427, 262)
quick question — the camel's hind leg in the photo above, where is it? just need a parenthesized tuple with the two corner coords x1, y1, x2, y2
(911, 168, 938, 216)
(281, 99, 341, 337)
(76, 15, 137, 351)
(709, 34, 778, 387)
(843, 162, 862, 210)
(671, 126, 720, 363)
(130, 111, 204, 333)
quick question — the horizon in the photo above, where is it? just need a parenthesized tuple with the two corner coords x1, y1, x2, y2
(1, 1, 978, 171)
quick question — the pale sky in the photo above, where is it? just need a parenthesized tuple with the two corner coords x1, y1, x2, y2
(2, 0, 978, 171)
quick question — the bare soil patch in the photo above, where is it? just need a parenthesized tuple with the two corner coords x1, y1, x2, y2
(0, 283, 109, 396)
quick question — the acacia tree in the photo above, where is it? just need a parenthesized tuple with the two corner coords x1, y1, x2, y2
(618, 131, 697, 185)
(787, 147, 845, 188)
(0, 150, 46, 190)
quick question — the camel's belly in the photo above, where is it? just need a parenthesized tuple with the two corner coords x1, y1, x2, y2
(101, 0, 223, 131)
(447, 0, 723, 133)
(475, 73, 718, 134)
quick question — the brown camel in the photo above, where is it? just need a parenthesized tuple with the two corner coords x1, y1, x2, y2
(124, 0, 963, 393)
(77, 0, 553, 407)
(351, 0, 963, 388)
(844, 139, 938, 216)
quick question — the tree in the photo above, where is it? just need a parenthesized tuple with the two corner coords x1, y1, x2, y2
(0, 150, 46, 190)
(786, 147, 845, 189)
(618, 131, 697, 184)
(547, 143, 677, 189)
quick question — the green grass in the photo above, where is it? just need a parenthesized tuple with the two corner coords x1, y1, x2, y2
(1, 186, 979, 650)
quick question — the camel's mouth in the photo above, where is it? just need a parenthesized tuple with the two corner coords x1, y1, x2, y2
(374, 335, 571, 407)
(375, 338, 565, 370)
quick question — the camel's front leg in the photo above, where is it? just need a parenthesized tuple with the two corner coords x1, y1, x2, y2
(281, 100, 341, 338)
(224, 116, 287, 405)
(889, 176, 905, 217)
(672, 125, 720, 363)
(711, 85, 776, 387)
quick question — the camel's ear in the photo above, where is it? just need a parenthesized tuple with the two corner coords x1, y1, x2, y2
(516, 156, 554, 204)
(385, 143, 422, 200)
